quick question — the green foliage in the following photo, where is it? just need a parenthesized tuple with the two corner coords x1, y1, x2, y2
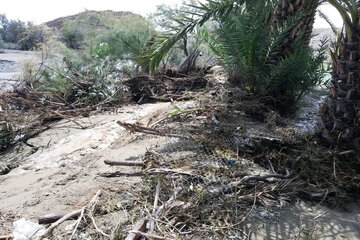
(205, 4, 328, 106)
(140, 0, 328, 110)
(171, 105, 182, 116)
(0, 14, 46, 50)
(27, 12, 156, 106)
(21, 59, 38, 82)
(60, 12, 155, 62)
(93, 42, 110, 58)
(30, 41, 123, 106)
(139, 0, 239, 72)
(61, 21, 84, 49)
(2, 20, 26, 43)
(18, 24, 47, 50)
(148, 1, 216, 68)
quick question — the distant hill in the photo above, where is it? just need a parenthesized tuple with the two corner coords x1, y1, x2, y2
(44, 10, 139, 29)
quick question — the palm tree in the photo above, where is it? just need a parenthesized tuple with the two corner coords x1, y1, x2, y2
(139, 0, 326, 111)
(270, 0, 320, 62)
(320, 0, 360, 148)
(273, 0, 319, 42)
(139, 0, 320, 74)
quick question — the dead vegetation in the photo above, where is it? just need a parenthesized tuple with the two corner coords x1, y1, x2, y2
(125, 70, 208, 104)
(0, 67, 209, 155)
(1, 68, 360, 239)
(104, 93, 360, 239)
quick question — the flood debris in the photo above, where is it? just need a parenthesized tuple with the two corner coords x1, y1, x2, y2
(117, 121, 192, 139)
(0, 67, 208, 154)
(36, 190, 105, 240)
(1, 68, 359, 239)
(124, 71, 208, 103)
(103, 91, 360, 239)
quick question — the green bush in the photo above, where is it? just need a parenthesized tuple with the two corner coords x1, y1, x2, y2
(60, 12, 155, 62)
(18, 24, 47, 50)
(25, 12, 157, 106)
(0, 14, 46, 50)
(202, 4, 328, 107)
(33, 42, 122, 106)
(141, 0, 328, 111)
(61, 21, 84, 49)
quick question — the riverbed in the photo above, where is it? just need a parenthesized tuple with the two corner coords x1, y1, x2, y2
(0, 49, 42, 91)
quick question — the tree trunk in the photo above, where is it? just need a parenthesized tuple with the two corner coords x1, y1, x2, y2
(320, 30, 360, 149)
(270, 0, 319, 61)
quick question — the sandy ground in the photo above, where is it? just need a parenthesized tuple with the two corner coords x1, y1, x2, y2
(0, 102, 176, 236)
(0, 49, 42, 91)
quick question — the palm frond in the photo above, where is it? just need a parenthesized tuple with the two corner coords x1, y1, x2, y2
(317, 10, 340, 35)
(138, 0, 243, 73)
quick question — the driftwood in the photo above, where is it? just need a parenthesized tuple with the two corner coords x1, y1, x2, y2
(99, 171, 144, 178)
(36, 190, 102, 240)
(149, 181, 161, 233)
(70, 190, 104, 239)
(147, 168, 196, 177)
(35, 209, 83, 240)
(240, 170, 292, 183)
(208, 171, 293, 199)
(38, 213, 80, 225)
(49, 110, 86, 129)
(100, 168, 197, 178)
(178, 50, 201, 74)
(125, 218, 148, 240)
(126, 186, 181, 240)
(104, 160, 143, 167)
(0, 235, 13, 240)
(129, 231, 167, 240)
(155, 187, 183, 219)
(117, 121, 191, 139)
(124, 74, 207, 103)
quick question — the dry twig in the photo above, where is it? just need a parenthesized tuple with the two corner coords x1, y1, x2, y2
(125, 219, 148, 240)
(36, 190, 102, 240)
(117, 121, 191, 139)
(104, 160, 144, 167)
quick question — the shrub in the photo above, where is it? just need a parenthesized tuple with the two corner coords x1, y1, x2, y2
(140, 0, 328, 112)
(18, 24, 47, 50)
(202, 6, 328, 108)
(60, 12, 155, 62)
(0, 14, 47, 50)
(61, 21, 84, 49)
(32, 42, 122, 106)
(2, 20, 26, 43)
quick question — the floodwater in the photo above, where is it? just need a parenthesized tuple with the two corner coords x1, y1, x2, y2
(0, 49, 42, 91)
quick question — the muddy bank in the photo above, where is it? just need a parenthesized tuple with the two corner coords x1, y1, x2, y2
(0, 102, 189, 236)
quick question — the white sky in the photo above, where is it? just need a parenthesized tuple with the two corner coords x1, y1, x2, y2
(1, 0, 342, 28)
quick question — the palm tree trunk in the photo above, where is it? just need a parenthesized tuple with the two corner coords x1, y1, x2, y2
(321, 25, 360, 149)
(271, 0, 319, 57)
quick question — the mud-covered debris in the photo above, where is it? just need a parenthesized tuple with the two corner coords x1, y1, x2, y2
(124, 74, 207, 103)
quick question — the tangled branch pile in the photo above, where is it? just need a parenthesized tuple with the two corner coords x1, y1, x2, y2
(106, 90, 360, 239)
